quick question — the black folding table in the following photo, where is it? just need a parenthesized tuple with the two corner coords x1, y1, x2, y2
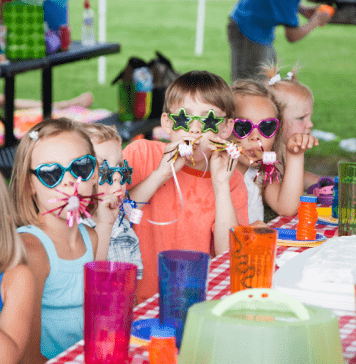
(0, 41, 121, 147)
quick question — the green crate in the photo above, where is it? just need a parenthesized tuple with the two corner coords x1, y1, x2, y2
(3, 1, 45, 60)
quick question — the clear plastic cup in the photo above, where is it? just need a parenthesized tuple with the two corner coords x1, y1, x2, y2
(84, 261, 137, 364)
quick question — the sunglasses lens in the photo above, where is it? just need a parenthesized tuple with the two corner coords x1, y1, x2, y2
(37, 165, 63, 187)
(72, 156, 95, 181)
(259, 119, 278, 137)
(234, 120, 253, 138)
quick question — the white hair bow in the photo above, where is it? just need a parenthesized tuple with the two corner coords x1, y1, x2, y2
(29, 131, 39, 141)
(268, 74, 281, 86)
(285, 72, 293, 80)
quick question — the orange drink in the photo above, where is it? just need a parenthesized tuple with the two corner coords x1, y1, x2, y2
(229, 226, 277, 293)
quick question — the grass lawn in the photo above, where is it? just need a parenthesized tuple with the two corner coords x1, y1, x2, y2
(1, 0, 355, 169)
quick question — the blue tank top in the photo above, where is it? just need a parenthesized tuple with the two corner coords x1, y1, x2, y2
(0, 272, 4, 312)
(17, 224, 94, 360)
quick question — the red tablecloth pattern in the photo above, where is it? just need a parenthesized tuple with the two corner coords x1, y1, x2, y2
(47, 215, 356, 364)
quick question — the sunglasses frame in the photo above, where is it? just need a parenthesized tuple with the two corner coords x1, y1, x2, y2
(232, 118, 279, 139)
(30, 154, 96, 188)
(168, 107, 226, 133)
(98, 159, 133, 186)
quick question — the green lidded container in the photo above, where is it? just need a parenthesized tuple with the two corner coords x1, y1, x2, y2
(178, 289, 344, 364)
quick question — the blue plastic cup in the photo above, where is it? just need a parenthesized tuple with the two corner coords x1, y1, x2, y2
(158, 250, 210, 348)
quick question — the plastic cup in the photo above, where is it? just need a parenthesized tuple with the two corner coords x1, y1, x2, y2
(230, 226, 277, 293)
(84, 261, 137, 364)
(338, 162, 356, 236)
(158, 250, 210, 348)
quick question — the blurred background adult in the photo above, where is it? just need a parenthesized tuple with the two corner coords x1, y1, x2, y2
(227, 0, 333, 82)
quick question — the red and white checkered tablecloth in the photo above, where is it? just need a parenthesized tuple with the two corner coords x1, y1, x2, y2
(47, 215, 356, 364)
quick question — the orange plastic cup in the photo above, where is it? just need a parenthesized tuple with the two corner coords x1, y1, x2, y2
(229, 226, 277, 293)
(319, 4, 335, 17)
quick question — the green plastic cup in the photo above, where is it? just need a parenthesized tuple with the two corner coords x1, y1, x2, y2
(338, 162, 356, 236)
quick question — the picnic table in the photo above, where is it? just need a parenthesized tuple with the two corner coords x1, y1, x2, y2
(47, 215, 356, 364)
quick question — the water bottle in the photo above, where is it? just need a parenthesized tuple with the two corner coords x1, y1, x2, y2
(296, 195, 318, 241)
(332, 176, 338, 218)
(81, 0, 95, 46)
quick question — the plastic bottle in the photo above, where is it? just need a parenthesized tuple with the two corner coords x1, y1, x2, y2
(332, 176, 339, 218)
(296, 195, 318, 241)
(148, 326, 177, 364)
(133, 67, 153, 119)
(81, 0, 95, 46)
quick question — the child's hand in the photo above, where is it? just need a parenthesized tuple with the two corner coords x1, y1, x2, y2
(157, 137, 198, 179)
(96, 191, 122, 226)
(208, 137, 238, 184)
(313, 6, 333, 27)
(250, 220, 269, 228)
(286, 133, 319, 155)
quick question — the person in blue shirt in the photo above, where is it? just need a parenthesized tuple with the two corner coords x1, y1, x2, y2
(227, 0, 333, 82)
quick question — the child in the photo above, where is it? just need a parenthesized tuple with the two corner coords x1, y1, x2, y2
(0, 173, 35, 364)
(262, 63, 322, 191)
(229, 80, 281, 225)
(10, 118, 99, 363)
(230, 78, 319, 220)
(124, 70, 249, 303)
(80, 123, 143, 279)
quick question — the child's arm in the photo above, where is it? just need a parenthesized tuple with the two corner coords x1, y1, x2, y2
(94, 193, 121, 260)
(285, 7, 332, 43)
(304, 171, 321, 191)
(128, 138, 193, 205)
(21, 234, 50, 364)
(264, 133, 319, 216)
(209, 138, 240, 255)
(0, 265, 35, 364)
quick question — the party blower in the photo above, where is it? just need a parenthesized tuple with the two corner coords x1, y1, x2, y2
(178, 289, 344, 364)
(84, 261, 137, 364)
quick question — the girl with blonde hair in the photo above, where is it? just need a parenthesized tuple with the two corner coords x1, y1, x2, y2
(263, 63, 323, 191)
(11, 118, 99, 363)
(0, 172, 35, 363)
(230, 77, 318, 221)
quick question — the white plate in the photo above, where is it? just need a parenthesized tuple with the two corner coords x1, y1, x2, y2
(273, 248, 355, 311)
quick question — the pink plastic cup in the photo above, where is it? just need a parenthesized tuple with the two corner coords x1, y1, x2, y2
(84, 261, 137, 364)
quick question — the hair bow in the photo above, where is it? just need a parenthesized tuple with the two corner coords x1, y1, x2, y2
(268, 74, 281, 86)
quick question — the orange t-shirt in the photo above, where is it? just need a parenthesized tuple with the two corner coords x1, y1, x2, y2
(123, 139, 249, 303)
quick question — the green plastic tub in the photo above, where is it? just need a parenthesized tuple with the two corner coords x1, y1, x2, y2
(178, 289, 344, 364)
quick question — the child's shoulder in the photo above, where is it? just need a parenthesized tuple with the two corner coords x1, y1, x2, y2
(123, 138, 166, 156)
(81, 224, 98, 257)
(19, 232, 50, 275)
(3, 264, 34, 290)
(230, 169, 247, 186)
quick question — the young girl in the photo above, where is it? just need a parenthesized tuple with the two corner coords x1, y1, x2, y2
(262, 63, 322, 191)
(10, 118, 99, 363)
(230, 79, 319, 221)
(80, 123, 143, 280)
(0, 173, 35, 364)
